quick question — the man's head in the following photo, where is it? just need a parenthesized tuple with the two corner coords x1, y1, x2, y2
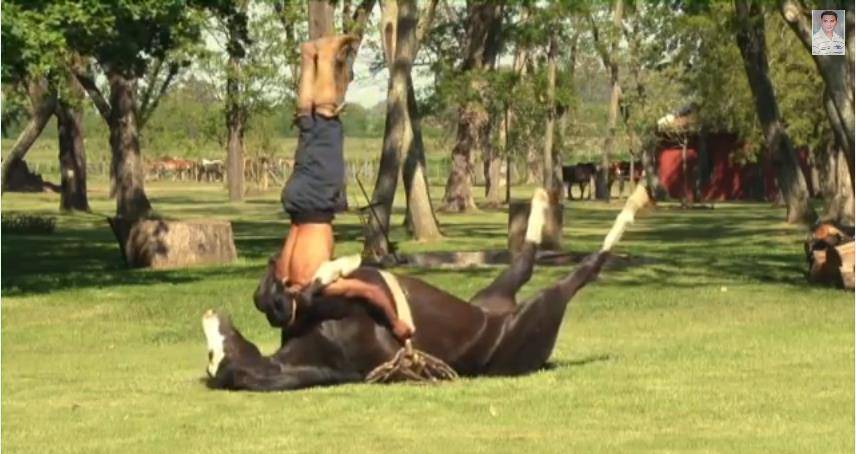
(820, 11, 838, 33)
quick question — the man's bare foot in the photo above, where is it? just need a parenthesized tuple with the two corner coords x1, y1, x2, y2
(313, 35, 359, 116)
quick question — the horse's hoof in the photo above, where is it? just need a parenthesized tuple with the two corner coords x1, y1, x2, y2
(202, 310, 226, 377)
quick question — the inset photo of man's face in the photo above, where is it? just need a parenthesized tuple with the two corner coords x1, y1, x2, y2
(821, 12, 837, 33)
(811, 9, 846, 56)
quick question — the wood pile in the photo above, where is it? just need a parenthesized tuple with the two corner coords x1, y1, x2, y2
(806, 223, 854, 290)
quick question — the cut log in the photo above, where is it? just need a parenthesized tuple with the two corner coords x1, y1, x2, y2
(808, 240, 854, 290)
(108, 217, 237, 269)
(508, 198, 563, 257)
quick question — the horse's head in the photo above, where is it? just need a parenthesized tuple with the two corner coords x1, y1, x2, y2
(253, 256, 298, 328)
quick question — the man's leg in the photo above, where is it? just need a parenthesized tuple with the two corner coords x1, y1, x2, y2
(287, 223, 413, 342)
(322, 278, 413, 341)
(296, 41, 317, 116)
(287, 222, 335, 289)
(275, 225, 299, 283)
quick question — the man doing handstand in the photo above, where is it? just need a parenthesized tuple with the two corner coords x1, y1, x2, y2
(275, 35, 413, 342)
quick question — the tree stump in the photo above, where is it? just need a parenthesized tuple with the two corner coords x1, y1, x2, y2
(108, 217, 237, 269)
(508, 197, 563, 257)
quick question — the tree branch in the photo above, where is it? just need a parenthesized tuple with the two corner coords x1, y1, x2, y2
(137, 57, 165, 123)
(71, 65, 111, 120)
(139, 62, 179, 128)
(779, 0, 813, 53)
(416, 0, 439, 46)
(586, 12, 612, 69)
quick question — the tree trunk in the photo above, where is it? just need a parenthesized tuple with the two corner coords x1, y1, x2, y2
(365, 0, 438, 259)
(504, 42, 528, 203)
(309, 0, 336, 38)
(441, 1, 503, 212)
(107, 70, 151, 219)
(543, 35, 559, 195)
(226, 47, 245, 202)
(735, 0, 816, 224)
(595, 0, 623, 202)
(525, 144, 541, 185)
(821, 145, 854, 225)
(55, 92, 89, 212)
(780, 0, 854, 186)
(484, 106, 506, 207)
(403, 74, 442, 240)
(1, 79, 57, 192)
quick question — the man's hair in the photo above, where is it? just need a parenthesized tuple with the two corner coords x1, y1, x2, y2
(820, 10, 838, 21)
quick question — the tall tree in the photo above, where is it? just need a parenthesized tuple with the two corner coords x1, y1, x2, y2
(0, 79, 57, 191)
(587, 0, 624, 202)
(401, 10, 443, 241)
(364, 0, 440, 260)
(734, 0, 816, 224)
(218, 1, 251, 202)
(2, 3, 89, 211)
(55, 66, 90, 211)
(780, 0, 854, 186)
(55, 0, 202, 219)
(441, 1, 504, 212)
(542, 34, 559, 193)
(209, 0, 298, 202)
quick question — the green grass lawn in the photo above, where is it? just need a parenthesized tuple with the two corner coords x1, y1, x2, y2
(2, 180, 853, 453)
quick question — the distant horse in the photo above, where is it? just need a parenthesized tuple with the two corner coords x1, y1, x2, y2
(197, 159, 225, 182)
(201, 187, 650, 391)
(562, 163, 596, 200)
(151, 157, 194, 180)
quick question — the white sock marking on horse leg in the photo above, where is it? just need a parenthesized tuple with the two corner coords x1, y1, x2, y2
(601, 184, 650, 252)
(526, 188, 549, 244)
(312, 255, 362, 286)
(202, 310, 225, 377)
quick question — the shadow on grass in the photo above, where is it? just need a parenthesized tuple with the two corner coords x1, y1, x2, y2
(1, 196, 810, 296)
(542, 354, 614, 370)
(1, 223, 265, 296)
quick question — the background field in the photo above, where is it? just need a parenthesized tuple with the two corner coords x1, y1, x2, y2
(2, 179, 853, 453)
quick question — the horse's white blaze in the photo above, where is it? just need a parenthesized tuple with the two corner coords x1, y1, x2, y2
(526, 188, 549, 244)
(202, 310, 225, 377)
(312, 254, 362, 286)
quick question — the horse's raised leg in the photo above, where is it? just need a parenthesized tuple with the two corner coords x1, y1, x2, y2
(470, 189, 548, 314)
(483, 251, 609, 375)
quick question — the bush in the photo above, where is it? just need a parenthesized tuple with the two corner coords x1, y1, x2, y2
(2, 215, 56, 235)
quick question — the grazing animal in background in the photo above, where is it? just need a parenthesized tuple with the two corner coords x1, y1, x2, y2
(151, 157, 194, 181)
(197, 159, 225, 182)
(562, 163, 597, 200)
(200, 187, 652, 391)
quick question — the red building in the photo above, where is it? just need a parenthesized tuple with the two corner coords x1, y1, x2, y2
(654, 112, 811, 202)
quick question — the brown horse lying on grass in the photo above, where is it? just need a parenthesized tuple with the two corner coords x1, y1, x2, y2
(202, 187, 651, 391)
